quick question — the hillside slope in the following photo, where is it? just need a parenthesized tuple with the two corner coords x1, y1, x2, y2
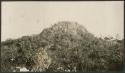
(1, 21, 123, 72)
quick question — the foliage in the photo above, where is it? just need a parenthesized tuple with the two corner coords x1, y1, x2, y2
(1, 21, 123, 72)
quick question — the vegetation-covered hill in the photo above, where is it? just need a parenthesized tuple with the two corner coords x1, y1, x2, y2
(1, 21, 124, 72)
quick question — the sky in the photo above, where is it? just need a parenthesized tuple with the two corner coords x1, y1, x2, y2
(1, 1, 124, 41)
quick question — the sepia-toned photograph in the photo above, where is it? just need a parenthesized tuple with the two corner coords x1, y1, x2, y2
(1, 1, 124, 72)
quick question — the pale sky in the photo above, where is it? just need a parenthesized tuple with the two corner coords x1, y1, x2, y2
(1, 1, 124, 41)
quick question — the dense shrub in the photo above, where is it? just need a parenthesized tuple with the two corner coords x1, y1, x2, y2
(1, 21, 123, 72)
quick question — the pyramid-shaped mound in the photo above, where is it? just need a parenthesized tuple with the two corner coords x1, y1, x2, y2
(39, 21, 94, 45)
(1, 21, 123, 72)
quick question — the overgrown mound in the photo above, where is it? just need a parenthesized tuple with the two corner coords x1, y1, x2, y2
(1, 21, 123, 72)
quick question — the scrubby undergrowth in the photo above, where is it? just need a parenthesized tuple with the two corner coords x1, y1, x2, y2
(1, 21, 124, 72)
